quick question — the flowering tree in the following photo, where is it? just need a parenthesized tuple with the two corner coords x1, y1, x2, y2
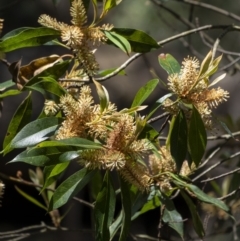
(0, 0, 240, 240)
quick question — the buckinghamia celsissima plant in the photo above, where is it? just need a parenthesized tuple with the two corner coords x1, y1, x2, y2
(0, 0, 240, 240)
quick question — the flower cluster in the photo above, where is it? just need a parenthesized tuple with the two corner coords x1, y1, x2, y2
(149, 146, 192, 193)
(52, 85, 152, 190)
(38, 0, 113, 76)
(163, 52, 229, 128)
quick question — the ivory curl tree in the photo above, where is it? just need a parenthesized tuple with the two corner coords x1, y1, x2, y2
(0, 0, 237, 240)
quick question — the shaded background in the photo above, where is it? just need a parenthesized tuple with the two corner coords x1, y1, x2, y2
(0, 0, 240, 240)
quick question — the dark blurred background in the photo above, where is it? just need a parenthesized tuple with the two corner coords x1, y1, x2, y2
(0, 0, 240, 240)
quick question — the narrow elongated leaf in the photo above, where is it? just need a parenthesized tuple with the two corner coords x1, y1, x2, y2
(110, 211, 123, 240)
(147, 93, 173, 119)
(180, 190, 205, 238)
(0, 80, 15, 90)
(26, 79, 66, 98)
(3, 93, 32, 154)
(9, 147, 78, 166)
(131, 79, 159, 108)
(36, 137, 102, 149)
(188, 106, 207, 166)
(158, 191, 184, 239)
(15, 186, 47, 211)
(49, 168, 96, 210)
(42, 163, 70, 191)
(94, 171, 116, 241)
(0, 27, 60, 52)
(9, 117, 63, 148)
(104, 0, 121, 12)
(140, 196, 160, 214)
(98, 68, 126, 77)
(187, 184, 228, 211)
(104, 30, 131, 55)
(0, 89, 21, 98)
(112, 28, 159, 53)
(119, 176, 132, 241)
(93, 79, 109, 112)
(170, 110, 188, 172)
(158, 54, 181, 75)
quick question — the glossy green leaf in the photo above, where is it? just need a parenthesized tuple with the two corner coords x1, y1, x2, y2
(180, 190, 204, 238)
(138, 123, 159, 142)
(9, 117, 63, 149)
(0, 80, 15, 90)
(119, 176, 132, 241)
(131, 79, 159, 108)
(104, 30, 131, 55)
(42, 163, 70, 191)
(187, 184, 228, 211)
(9, 147, 78, 166)
(188, 106, 207, 166)
(158, 191, 184, 239)
(0, 89, 21, 98)
(90, 171, 103, 200)
(147, 93, 173, 119)
(158, 54, 181, 75)
(170, 110, 188, 172)
(49, 168, 96, 210)
(36, 137, 102, 149)
(26, 78, 66, 98)
(23, 60, 71, 89)
(3, 93, 32, 154)
(15, 186, 47, 211)
(0, 27, 60, 52)
(94, 171, 116, 241)
(112, 28, 159, 53)
(140, 195, 160, 214)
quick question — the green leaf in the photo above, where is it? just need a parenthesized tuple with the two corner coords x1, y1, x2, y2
(140, 195, 160, 214)
(93, 79, 109, 112)
(131, 79, 159, 108)
(9, 117, 63, 149)
(180, 190, 205, 238)
(36, 137, 102, 149)
(23, 60, 71, 89)
(42, 163, 70, 191)
(158, 54, 181, 75)
(187, 184, 229, 211)
(103, 0, 121, 12)
(119, 176, 132, 241)
(169, 111, 188, 172)
(147, 93, 173, 119)
(0, 89, 21, 98)
(0, 27, 60, 52)
(138, 124, 159, 142)
(112, 28, 159, 53)
(9, 147, 78, 166)
(110, 211, 123, 240)
(3, 93, 32, 154)
(188, 106, 207, 166)
(104, 30, 131, 55)
(15, 185, 47, 211)
(26, 78, 66, 98)
(158, 191, 184, 239)
(0, 80, 15, 90)
(49, 168, 96, 210)
(94, 171, 116, 241)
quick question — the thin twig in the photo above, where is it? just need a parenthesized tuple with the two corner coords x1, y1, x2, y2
(201, 167, 240, 183)
(175, 0, 240, 22)
(147, 112, 169, 124)
(207, 131, 240, 140)
(192, 151, 240, 182)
